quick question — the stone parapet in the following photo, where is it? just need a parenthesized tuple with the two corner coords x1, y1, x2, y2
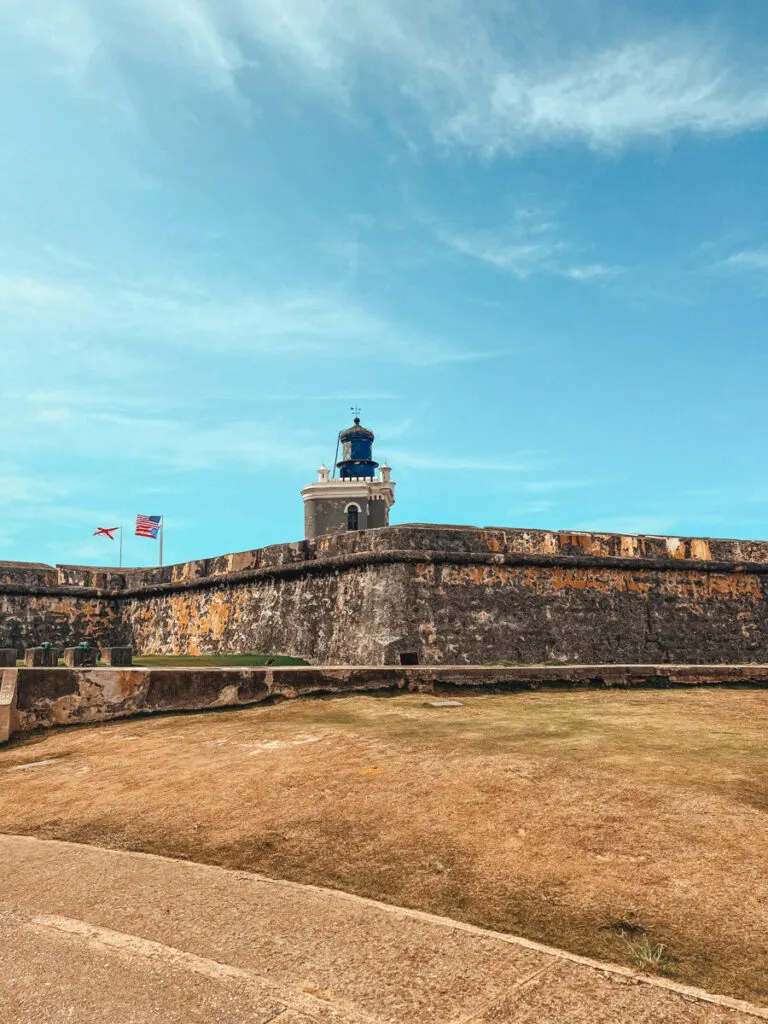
(101, 647, 132, 666)
(6, 524, 768, 598)
(24, 648, 57, 667)
(63, 647, 97, 668)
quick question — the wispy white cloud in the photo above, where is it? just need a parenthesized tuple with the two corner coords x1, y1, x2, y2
(439, 208, 619, 281)
(564, 264, 617, 281)
(390, 449, 551, 472)
(520, 479, 593, 494)
(0, 272, 489, 367)
(680, 485, 768, 510)
(86, 412, 321, 472)
(12, 1, 768, 153)
(711, 247, 768, 295)
(0, 399, 325, 474)
(7, 0, 241, 109)
(0, 392, 408, 489)
(444, 37, 768, 154)
(260, 392, 402, 402)
(0, 275, 86, 306)
(0, 466, 67, 505)
(505, 500, 555, 518)
(720, 249, 768, 272)
(8, 1, 101, 76)
(441, 230, 563, 279)
(574, 515, 680, 536)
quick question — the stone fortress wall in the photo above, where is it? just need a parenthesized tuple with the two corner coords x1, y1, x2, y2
(3, 524, 768, 665)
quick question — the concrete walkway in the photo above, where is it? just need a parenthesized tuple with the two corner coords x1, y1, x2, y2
(1, 835, 765, 1024)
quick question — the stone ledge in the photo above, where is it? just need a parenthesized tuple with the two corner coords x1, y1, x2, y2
(7, 663, 768, 741)
(0, 669, 18, 743)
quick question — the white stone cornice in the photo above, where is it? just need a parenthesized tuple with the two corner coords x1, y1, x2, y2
(301, 477, 395, 508)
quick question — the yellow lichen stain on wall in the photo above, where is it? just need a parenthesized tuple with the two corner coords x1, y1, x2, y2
(690, 538, 712, 561)
(414, 564, 438, 585)
(666, 537, 685, 559)
(620, 535, 639, 558)
(439, 562, 762, 606)
(442, 564, 512, 587)
(546, 568, 613, 593)
(626, 576, 652, 594)
(706, 573, 761, 601)
(557, 533, 615, 558)
(200, 596, 231, 640)
(540, 533, 559, 555)
(481, 530, 503, 553)
(419, 622, 441, 662)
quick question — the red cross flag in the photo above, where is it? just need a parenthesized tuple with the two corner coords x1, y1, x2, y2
(93, 527, 119, 539)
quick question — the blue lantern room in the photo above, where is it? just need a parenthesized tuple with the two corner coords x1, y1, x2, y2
(337, 418, 379, 479)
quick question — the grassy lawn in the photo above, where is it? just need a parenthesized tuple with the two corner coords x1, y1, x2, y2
(132, 653, 309, 667)
(1, 688, 767, 1004)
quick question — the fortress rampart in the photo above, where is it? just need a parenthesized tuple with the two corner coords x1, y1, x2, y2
(3, 524, 768, 664)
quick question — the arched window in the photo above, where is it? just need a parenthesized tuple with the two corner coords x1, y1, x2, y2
(346, 504, 360, 531)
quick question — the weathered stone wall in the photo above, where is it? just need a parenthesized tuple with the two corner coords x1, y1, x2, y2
(0, 592, 126, 655)
(4, 524, 768, 664)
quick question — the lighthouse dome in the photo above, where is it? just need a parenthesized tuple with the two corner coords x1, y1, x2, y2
(339, 417, 374, 442)
(337, 417, 378, 479)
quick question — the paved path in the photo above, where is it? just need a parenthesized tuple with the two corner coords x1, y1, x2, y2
(1, 835, 765, 1024)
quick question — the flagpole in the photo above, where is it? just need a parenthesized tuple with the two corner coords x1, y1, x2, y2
(119, 526, 123, 569)
(159, 517, 163, 568)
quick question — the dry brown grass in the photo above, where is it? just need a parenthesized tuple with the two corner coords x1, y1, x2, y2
(2, 689, 767, 1004)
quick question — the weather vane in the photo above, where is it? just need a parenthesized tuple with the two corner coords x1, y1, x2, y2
(351, 403, 361, 419)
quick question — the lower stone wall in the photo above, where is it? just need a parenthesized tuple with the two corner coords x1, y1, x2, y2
(0, 592, 126, 655)
(124, 562, 415, 663)
(7, 664, 768, 739)
(411, 562, 768, 665)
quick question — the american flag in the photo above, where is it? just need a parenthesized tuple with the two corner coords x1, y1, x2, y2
(135, 514, 161, 539)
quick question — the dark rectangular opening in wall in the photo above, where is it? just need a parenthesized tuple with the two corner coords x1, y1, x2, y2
(399, 651, 420, 665)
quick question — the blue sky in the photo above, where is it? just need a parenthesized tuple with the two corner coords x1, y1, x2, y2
(2, 0, 768, 567)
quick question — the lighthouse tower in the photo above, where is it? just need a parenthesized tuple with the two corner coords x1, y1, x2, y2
(301, 417, 395, 540)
